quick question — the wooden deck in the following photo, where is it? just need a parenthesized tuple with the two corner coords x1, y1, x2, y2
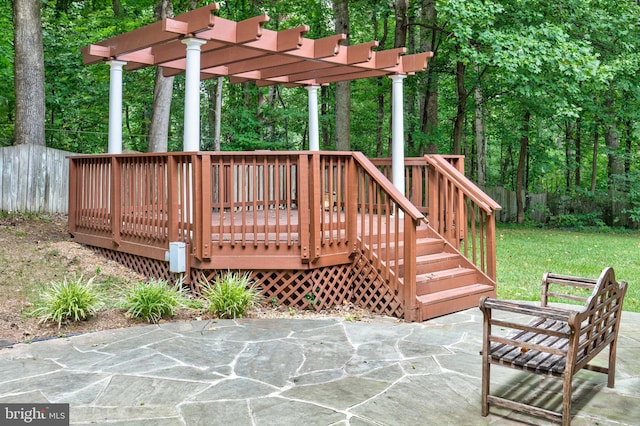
(69, 151, 501, 321)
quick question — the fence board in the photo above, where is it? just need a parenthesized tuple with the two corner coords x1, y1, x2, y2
(0, 145, 75, 214)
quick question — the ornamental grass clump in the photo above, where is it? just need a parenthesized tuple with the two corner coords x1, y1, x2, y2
(202, 271, 261, 319)
(122, 278, 187, 324)
(31, 275, 101, 328)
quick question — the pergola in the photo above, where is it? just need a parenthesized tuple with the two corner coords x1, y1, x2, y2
(82, 3, 432, 193)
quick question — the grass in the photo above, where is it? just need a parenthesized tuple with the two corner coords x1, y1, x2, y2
(201, 271, 261, 319)
(496, 225, 640, 312)
(121, 279, 188, 323)
(30, 275, 102, 328)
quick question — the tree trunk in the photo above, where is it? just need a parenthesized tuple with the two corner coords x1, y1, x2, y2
(591, 120, 598, 193)
(112, 0, 122, 17)
(420, 0, 438, 155)
(333, 0, 350, 151)
(474, 66, 486, 186)
(373, 8, 389, 157)
(516, 111, 530, 224)
(148, 0, 174, 152)
(376, 77, 385, 157)
(575, 117, 581, 187)
(214, 77, 223, 151)
(564, 121, 575, 191)
(13, 0, 45, 146)
(603, 97, 624, 179)
(452, 60, 466, 155)
(321, 86, 330, 148)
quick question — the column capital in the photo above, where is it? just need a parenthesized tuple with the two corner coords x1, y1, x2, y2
(389, 73, 407, 82)
(182, 38, 207, 48)
(106, 59, 127, 68)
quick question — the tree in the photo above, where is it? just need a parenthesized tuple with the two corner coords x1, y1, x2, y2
(12, 0, 45, 146)
(147, 0, 175, 153)
(333, 0, 350, 151)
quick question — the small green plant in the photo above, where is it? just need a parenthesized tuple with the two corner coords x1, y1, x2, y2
(201, 271, 261, 319)
(304, 287, 322, 308)
(122, 278, 187, 323)
(31, 275, 101, 328)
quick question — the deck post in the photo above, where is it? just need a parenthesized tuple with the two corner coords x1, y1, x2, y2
(309, 152, 322, 261)
(390, 74, 406, 196)
(110, 156, 121, 246)
(107, 60, 126, 154)
(307, 85, 320, 151)
(182, 38, 207, 152)
(402, 216, 420, 322)
(68, 158, 77, 234)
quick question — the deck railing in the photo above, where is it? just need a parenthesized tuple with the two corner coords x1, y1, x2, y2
(69, 152, 489, 319)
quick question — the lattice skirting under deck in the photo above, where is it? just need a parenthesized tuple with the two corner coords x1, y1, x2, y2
(90, 247, 404, 319)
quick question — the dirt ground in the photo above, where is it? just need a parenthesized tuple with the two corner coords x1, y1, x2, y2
(0, 215, 373, 347)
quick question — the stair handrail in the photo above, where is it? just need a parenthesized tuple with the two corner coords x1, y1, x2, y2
(425, 155, 501, 214)
(352, 152, 425, 222)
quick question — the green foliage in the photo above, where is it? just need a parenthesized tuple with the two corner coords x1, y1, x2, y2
(201, 271, 261, 319)
(622, 170, 640, 227)
(31, 275, 101, 328)
(121, 278, 187, 324)
(548, 213, 607, 230)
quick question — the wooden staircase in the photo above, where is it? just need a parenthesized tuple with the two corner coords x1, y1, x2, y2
(385, 225, 496, 321)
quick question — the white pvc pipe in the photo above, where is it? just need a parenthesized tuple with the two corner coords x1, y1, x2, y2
(306, 85, 320, 151)
(107, 60, 126, 154)
(390, 74, 407, 196)
(182, 38, 207, 152)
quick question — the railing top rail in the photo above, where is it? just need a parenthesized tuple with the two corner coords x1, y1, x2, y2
(352, 152, 425, 222)
(425, 155, 502, 213)
(70, 151, 358, 160)
(370, 155, 465, 166)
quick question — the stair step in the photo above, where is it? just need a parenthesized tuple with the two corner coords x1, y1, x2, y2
(417, 283, 496, 320)
(395, 252, 463, 277)
(374, 237, 445, 257)
(416, 267, 479, 294)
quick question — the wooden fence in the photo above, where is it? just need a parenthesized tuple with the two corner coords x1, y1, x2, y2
(0, 145, 74, 214)
(482, 186, 547, 223)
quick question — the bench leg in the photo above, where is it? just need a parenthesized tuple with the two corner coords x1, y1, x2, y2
(481, 360, 490, 416)
(481, 314, 491, 416)
(608, 340, 618, 388)
(561, 374, 572, 426)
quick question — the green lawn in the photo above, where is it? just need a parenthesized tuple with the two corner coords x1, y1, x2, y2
(495, 226, 639, 312)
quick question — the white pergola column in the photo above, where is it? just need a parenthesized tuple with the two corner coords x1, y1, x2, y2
(182, 38, 207, 152)
(306, 85, 320, 151)
(107, 60, 127, 154)
(390, 74, 407, 196)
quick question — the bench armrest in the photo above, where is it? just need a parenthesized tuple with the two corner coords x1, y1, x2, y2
(479, 297, 573, 323)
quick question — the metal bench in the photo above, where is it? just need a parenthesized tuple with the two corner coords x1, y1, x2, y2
(479, 267, 627, 425)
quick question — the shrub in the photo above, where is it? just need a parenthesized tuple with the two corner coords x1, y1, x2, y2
(31, 275, 101, 328)
(122, 278, 187, 323)
(201, 271, 261, 319)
